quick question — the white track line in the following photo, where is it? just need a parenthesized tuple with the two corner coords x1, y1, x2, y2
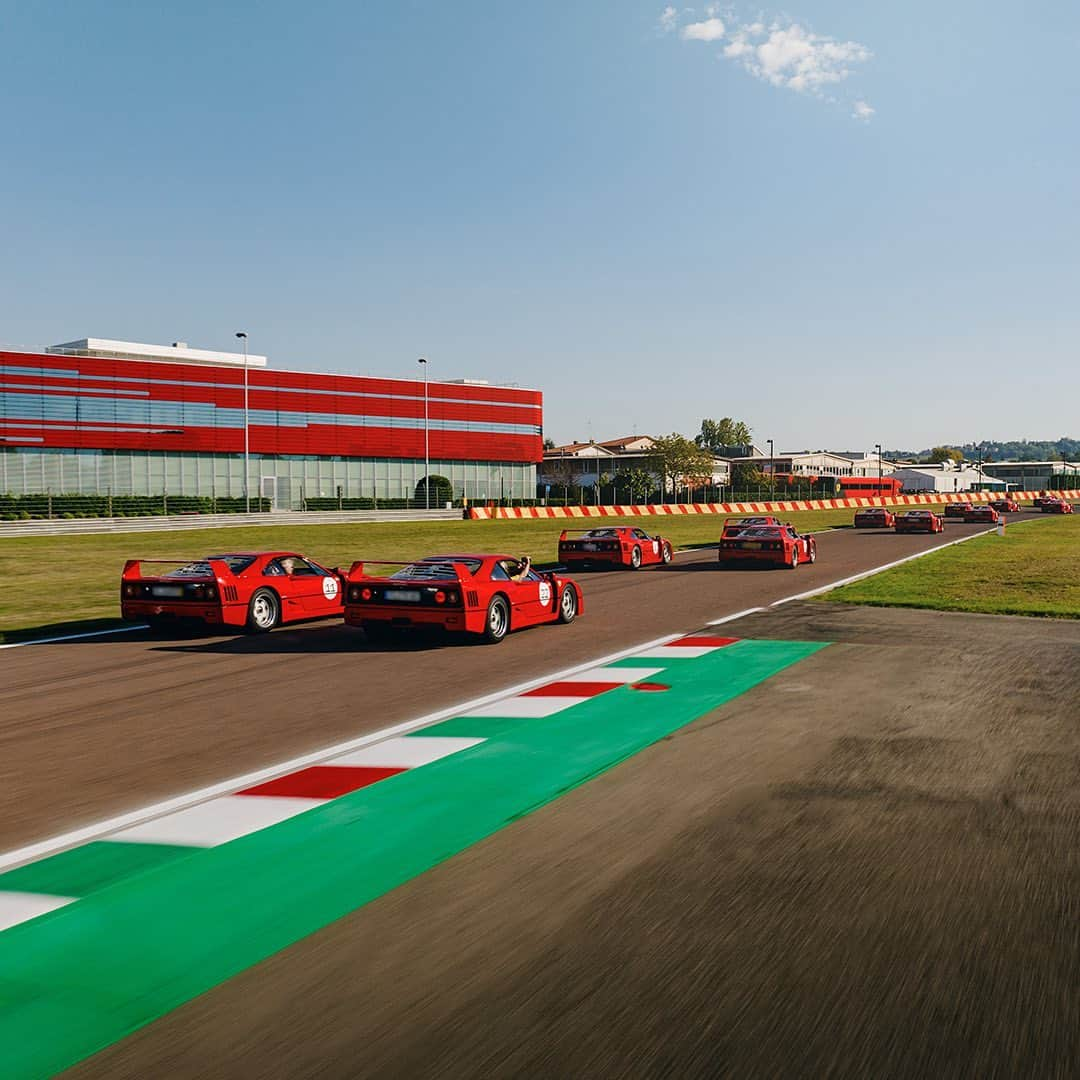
(708, 607, 767, 626)
(0, 624, 147, 650)
(0, 630, 683, 874)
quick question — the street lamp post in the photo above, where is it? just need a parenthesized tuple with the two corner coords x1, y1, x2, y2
(767, 438, 775, 501)
(235, 332, 249, 512)
(875, 442, 882, 500)
(418, 358, 429, 508)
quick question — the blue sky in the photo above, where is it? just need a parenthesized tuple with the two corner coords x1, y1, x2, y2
(1, 1, 1077, 450)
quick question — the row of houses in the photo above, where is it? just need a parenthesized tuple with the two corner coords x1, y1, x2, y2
(538, 438, 890, 493)
(539, 436, 1078, 495)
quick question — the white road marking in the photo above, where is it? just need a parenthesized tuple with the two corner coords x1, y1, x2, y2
(633, 645, 723, 659)
(707, 607, 766, 626)
(0, 891, 76, 932)
(557, 666, 665, 683)
(327, 736, 484, 768)
(463, 696, 588, 719)
(108, 796, 323, 848)
(0, 625, 147, 650)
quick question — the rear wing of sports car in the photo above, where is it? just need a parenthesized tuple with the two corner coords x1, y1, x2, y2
(122, 558, 233, 581)
(345, 559, 472, 585)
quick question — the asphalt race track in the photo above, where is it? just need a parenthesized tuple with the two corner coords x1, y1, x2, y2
(3, 511, 1070, 1077)
(0, 518, 1014, 852)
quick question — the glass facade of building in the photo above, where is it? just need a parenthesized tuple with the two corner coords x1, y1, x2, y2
(0, 348, 542, 506)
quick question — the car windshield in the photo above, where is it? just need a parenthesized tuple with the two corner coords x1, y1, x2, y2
(581, 529, 618, 538)
(165, 555, 255, 578)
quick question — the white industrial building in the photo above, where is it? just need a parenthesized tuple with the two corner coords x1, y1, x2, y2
(890, 461, 1005, 493)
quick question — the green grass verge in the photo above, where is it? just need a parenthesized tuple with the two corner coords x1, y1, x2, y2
(0, 506, 899, 641)
(824, 516, 1079, 618)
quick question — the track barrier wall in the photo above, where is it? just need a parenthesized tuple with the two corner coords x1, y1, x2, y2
(466, 490, 1080, 520)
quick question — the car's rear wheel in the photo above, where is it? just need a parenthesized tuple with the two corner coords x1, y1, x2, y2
(661, 543, 672, 564)
(482, 595, 509, 644)
(789, 546, 800, 569)
(246, 588, 280, 633)
(808, 542, 816, 564)
(630, 546, 642, 570)
(558, 586, 577, 624)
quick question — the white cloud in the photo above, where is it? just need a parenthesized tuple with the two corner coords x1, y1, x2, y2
(663, 9, 874, 120)
(681, 17, 726, 42)
(658, 6, 679, 34)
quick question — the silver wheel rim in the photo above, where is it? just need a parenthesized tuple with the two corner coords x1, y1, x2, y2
(489, 601, 507, 637)
(663, 545, 671, 563)
(632, 548, 641, 567)
(561, 588, 576, 619)
(792, 549, 799, 567)
(252, 594, 275, 628)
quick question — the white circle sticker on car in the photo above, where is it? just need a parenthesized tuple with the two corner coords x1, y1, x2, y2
(323, 577, 340, 600)
(538, 582, 552, 605)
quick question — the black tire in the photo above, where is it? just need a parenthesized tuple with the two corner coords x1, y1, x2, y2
(630, 546, 642, 570)
(788, 546, 800, 569)
(808, 542, 816, 564)
(557, 585, 577, 624)
(661, 543, 672, 565)
(481, 595, 510, 644)
(246, 587, 280, 633)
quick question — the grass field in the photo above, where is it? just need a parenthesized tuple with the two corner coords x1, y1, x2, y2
(0, 506, 886, 641)
(825, 515, 1079, 618)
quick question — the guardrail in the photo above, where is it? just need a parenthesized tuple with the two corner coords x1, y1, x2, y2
(0, 508, 462, 538)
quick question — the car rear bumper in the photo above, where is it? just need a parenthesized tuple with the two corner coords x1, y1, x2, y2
(719, 550, 788, 566)
(559, 551, 625, 567)
(121, 601, 231, 624)
(344, 605, 475, 632)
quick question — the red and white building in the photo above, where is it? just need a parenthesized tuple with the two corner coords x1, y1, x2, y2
(0, 338, 542, 506)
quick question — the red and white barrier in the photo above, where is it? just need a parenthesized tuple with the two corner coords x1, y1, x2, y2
(466, 490, 1080, 520)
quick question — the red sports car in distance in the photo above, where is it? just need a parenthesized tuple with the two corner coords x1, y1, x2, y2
(558, 526, 672, 570)
(943, 502, 973, 519)
(1033, 495, 1057, 509)
(964, 505, 1002, 524)
(121, 552, 344, 633)
(1040, 499, 1075, 514)
(718, 524, 816, 569)
(344, 554, 583, 645)
(894, 510, 945, 533)
(989, 498, 1020, 513)
(853, 507, 897, 528)
(720, 516, 781, 541)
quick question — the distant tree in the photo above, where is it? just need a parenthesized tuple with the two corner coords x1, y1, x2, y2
(542, 437, 556, 450)
(546, 458, 577, 503)
(928, 446, 964, 464)
(652, 433, 716, 500)
(696, 417, 753, 452)
(415, 474, 453, 505)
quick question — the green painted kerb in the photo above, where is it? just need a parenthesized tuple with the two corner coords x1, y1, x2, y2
(0, 637, 825, 1078)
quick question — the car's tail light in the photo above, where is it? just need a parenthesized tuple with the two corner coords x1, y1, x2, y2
(204, 585, 217, 600)
(123, 583, 137, 598)
(434, 591, 446, 604)
(447, 591, 460, 605)
(361, 588, 373, 601)
(347, 586, 365, 602)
